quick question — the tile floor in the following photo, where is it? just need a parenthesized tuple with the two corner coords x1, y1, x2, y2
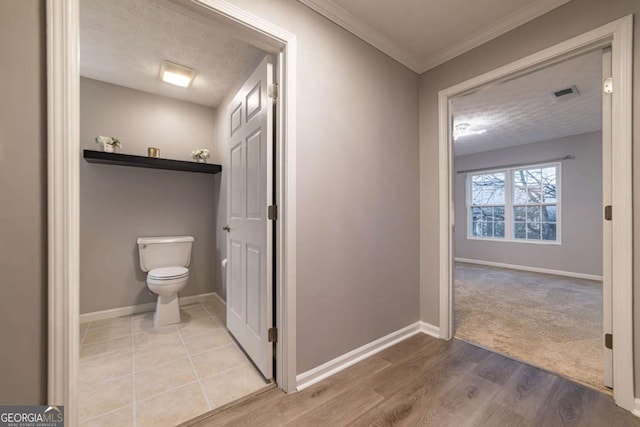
(78, 296, 269, 427)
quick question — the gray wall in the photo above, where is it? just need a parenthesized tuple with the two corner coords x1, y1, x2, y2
(417, 0, 640, 394)
(222, 0, 421, 373)
(80, 78, 220, 313)
(0, 0, 47, 404)
(454, 132, 602, 276)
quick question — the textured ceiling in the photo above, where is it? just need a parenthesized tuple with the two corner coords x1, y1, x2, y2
(299, 0, 569, 72)
(452, 49, 603, 156)
(80, 0, 265, 107)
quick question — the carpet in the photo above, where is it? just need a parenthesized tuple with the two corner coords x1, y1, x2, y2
(454, 262, 605, 391)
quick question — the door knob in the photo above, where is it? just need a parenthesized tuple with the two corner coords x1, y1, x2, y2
(223, 225, 231, 232)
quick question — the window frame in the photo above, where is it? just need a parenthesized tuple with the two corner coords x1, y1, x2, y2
(466, 162, 561, 245)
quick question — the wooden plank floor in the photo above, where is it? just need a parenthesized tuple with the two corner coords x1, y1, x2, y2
(188, 334, 640, 426)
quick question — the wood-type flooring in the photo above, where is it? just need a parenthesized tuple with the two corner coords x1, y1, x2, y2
(188, 334, 639, 426)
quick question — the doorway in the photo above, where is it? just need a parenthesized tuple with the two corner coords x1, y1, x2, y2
(437, 16, 633, 410)
(47, 0, 297, 425)
(450, 48, 607, 391)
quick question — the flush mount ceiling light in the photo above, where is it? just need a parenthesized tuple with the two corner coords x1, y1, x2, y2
(160, 60, 196, 88)
(453, 123, 487, 140)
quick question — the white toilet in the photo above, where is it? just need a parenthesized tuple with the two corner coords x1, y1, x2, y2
(137, 236, 194, 327)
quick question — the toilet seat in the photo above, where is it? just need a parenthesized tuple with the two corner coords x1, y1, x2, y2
(148, 266, 189, 281)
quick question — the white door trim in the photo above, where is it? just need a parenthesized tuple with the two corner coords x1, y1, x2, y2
(47, 0, 297, 423)
(438, 15, 634, 411)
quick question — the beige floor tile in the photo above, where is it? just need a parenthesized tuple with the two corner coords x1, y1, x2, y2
(191, 344, 248, 378)
(134, 343, 188, 372)
(80, 322, 90, 337)
(200, 363, 267, 409)
(133, 328, 181, 352)
(176, 317, 224, 338)
(136, 382, 209, 427)
(180, 304, 211, 321)
(132, 312, 160, 330)
(135, 358, 197, 399)
(83, 323, 132, 345)
(202, 300, 226, 320)
(79, 375, 132, 422)
(79, 352, 132, 384)
(182, 330, 233, 355)
(80, 336, 132, 361)
(80, 405, 133, 427)
(88, 316, 132, 330)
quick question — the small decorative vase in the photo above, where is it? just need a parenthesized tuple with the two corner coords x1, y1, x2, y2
(103, 144, 115, 153)
(196, 158, 207, 163)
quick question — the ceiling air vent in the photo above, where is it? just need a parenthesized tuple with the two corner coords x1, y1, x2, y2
(550, 85, 579, 101)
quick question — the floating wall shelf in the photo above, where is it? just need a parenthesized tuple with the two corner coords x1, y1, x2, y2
(83, 150, 222, 174)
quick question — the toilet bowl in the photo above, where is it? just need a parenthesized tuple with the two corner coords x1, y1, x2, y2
(137, 236, 194, 328)
(147, 266, 189, 327)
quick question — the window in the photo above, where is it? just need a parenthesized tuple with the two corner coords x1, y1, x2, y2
(467, 163, 560, 243)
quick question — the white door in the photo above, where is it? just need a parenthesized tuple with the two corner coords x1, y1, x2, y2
(601, 47, 613, 389)
(226, 55, 274, 379)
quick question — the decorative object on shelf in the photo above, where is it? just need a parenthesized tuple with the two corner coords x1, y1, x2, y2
(191, 148, 210, 163)
(95, 135, 122, 153)
(148, 147, 160, 158)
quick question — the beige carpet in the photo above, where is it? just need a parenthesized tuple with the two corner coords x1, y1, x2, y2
(454, 262, 605, 391)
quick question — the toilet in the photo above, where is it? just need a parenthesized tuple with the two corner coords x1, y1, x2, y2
(137, 236, 194, 327)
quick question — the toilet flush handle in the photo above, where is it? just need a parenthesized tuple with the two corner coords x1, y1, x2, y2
(223, 225, 231, 232)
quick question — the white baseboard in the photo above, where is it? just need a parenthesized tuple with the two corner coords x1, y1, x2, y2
(633, 398, 640, 418)
(79, 292, 218, 323)
(455, 258, 603, 281)
(296, 322, 423, 391)
(419, 321, 441, 338)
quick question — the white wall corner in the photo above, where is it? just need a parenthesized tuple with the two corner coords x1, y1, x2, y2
(295, 322, 422, 391)
(632, 398, 640, 418)
(419, 321, 441, 339)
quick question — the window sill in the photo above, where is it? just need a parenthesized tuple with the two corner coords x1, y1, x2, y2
(466, 237, 561, 245)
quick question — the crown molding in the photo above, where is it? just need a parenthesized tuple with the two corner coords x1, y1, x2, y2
(298, 0, 422, 72)
(419, 0, 571, 72)
(298, 0, 571, 74)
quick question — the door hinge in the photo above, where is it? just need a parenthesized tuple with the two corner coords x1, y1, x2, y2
(268, 83, 279, 100)
(603, 77, 613, 94)
(268, 327, 278, 342)
(605, 333, 613, 349)
(604, 205, 612, 221)
(268, 205, 278, 221)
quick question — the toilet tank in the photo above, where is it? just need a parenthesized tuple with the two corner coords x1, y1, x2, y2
(137, 236, 194, 272)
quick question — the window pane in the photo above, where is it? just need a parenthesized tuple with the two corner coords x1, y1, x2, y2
(471, 220, 482, 237)
(542, 167, 557, 185)
(471, 207, 482, 221)
(526, 186, 543, 203)
(494, 206, 505, 221)
(524, 168, 542, 185)
(513, 206, 526, 222)
(482, 222, 493, 237)
(514, 222, 526, 239)
(542, 223, 557, 241)
(513, 186, 529, 204)
(527, 223, 541, 239)
(481, 207, 494, 221)
(527, 206, 541, 222)
(495, 222, 505, 237)
(542, 205, 556, 222)
(471, 172, 505, 205)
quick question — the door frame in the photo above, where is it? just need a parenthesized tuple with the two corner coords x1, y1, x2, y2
(46, 0, 298, 424)
(437, 15, 633, 410)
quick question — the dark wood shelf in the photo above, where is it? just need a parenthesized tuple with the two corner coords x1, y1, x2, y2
(83, 150, 221, 174)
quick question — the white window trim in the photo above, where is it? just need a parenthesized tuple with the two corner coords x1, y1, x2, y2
(465, 162, 561, 245)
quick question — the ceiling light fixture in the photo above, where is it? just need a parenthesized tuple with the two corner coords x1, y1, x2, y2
(453, 123, 487, 140)
(160, 60, 196, 88)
